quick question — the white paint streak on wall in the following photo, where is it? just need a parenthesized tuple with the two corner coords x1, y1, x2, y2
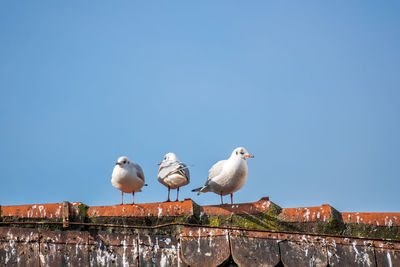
(122, 239, 128, 267)
(387, 251, 393, 267)
(160, 252, 168, 267)
(197, 228, 201, 253)
(177, 241, 181, 267)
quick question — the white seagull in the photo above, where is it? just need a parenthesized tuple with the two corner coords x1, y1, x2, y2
(158, 152, 190, 202)
(192, 147, 254, 204)
(111, 156, 146, 205)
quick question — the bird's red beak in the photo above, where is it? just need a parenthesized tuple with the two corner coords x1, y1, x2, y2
(157, 162, 162, 166)
(116, 162, 121, 166)
(246, 154, 254, 158)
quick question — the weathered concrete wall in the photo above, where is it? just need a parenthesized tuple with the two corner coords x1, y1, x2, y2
(0, 227, 186, 267)
(1, 226, 399, 267)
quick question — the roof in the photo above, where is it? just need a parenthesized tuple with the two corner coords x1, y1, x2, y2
(0, 197, 399, 266)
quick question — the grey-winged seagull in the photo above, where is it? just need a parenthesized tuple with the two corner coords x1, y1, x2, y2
(111, 156, 146, 205)
(192, 147, 254, 204)
(158, 152, 190, 202)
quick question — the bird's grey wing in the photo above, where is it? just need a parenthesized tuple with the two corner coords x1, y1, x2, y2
(178, 162, 190, 183)
(158, 161, 190, 182)
(133, 163, 145, 182)
(158, 161, 180, 179)
(207, 160, 226, 181)
(183, 163, 190, 182)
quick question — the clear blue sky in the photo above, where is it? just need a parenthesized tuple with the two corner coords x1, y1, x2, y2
(1, 1, 399, 212)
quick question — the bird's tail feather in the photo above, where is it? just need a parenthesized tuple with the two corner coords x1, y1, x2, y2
(192, 186, 206, 195)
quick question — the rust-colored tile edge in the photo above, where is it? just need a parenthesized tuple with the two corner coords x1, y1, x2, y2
(341, 212, 399, 227)
(278, 204, 333, 223)
(200, 197, 272, 216)
(87, 199, 194, 217)
(0, 198, 399, 227)
(0, 202, 83, 219)
(1, 203, 65, 219)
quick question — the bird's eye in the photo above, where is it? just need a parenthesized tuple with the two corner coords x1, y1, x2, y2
(240, 151, 245, 155)
(123, 161, 126, 164)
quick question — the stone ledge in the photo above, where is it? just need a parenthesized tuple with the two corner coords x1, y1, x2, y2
(1, 202, 83, 219)
(200, 197, 272, 216)
(278, 204, 334, 223)
(1, 197, 399, 240)
(342, 212, 399, 227)
(87, 199, 194, 217)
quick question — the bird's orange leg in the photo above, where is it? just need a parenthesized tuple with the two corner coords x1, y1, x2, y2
(230, 193, 233, 205)
(120, 191, 124, 205)
(220, 192, 224, 205)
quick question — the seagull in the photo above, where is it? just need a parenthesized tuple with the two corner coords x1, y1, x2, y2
(158, 152, 190, 202)
(111, 156, 146, 205)
(192, 147, 254, 205)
